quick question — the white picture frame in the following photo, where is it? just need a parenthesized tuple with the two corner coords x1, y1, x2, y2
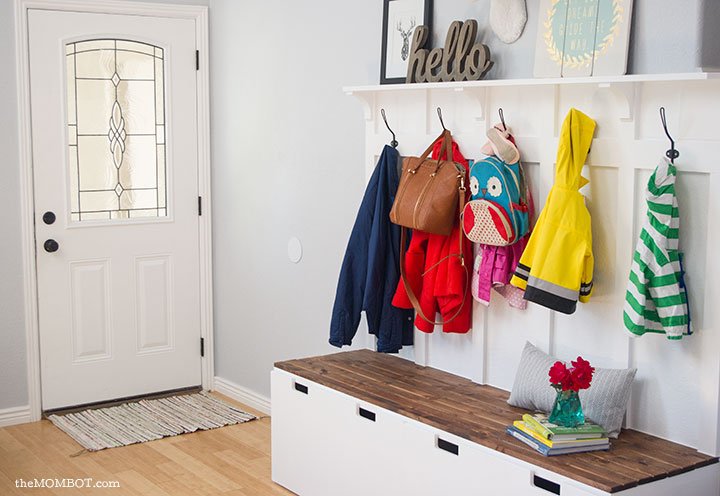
(533, 0, 634, 78)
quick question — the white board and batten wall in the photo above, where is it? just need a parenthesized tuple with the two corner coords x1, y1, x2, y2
(348, 74, 720, 456)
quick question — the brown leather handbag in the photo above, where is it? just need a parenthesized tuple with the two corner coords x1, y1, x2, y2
(391, 130, 469, 326)
(389, 130, 466, 236)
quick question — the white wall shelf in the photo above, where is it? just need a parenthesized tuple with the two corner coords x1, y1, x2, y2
(344, 72, 720, 122)
(344, 72, 720, 93)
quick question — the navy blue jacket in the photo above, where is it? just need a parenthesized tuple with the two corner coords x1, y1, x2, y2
(329, 145, 413, 353)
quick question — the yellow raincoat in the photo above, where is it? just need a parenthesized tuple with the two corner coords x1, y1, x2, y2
(511, 108, 596, 314)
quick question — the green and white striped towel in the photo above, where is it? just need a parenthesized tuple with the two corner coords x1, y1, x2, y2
(624, 157, 690, 340)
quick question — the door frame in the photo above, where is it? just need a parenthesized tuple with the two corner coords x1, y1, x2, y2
(14, 0, 214, 421)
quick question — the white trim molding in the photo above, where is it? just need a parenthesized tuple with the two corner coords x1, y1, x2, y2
(0, 406, 32, 428)
(213, 377, 271, 415)
(14, 0, 213, 422)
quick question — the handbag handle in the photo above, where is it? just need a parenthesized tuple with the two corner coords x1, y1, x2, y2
(411, 130, 453, 174)
(434, 132, 454, 173)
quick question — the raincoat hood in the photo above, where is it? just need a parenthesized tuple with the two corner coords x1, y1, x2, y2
(555, 108, 596, 190)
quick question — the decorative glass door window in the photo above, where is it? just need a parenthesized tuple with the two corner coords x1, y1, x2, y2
(66, 39, 167, 221)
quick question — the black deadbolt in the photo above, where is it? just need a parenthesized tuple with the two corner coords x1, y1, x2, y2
(44, 239, 59, 253)
(42, 211, 56, 225)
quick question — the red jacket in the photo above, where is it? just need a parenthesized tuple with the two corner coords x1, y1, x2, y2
(392, 138, 473, 333)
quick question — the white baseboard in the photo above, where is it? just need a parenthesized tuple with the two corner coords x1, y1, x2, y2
(213, 377, 271, 415)
(0, 405, 31, 427)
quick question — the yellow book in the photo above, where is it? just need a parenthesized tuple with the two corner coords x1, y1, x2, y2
(513, 421, 553, 447)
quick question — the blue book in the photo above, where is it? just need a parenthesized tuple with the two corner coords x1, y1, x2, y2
(506, 426, 610, 456)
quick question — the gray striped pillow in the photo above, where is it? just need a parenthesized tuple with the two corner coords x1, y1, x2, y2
(507, 341, 637, 438)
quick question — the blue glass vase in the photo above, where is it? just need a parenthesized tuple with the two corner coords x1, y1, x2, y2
(548, 389, 585, 427)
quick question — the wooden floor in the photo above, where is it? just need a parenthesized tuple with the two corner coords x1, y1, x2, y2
(0, 394, 293, 495)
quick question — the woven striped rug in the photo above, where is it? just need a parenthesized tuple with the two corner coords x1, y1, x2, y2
(48, 392, 256, 451)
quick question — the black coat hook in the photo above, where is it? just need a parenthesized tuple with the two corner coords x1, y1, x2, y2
(498, 108, 507, 131)
(437, 107, 447, 131)
(380, 108, 398, 148)
(659, 107, 679, 163)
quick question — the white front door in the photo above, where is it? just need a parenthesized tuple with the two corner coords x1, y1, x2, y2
(28, 9, 202, 410)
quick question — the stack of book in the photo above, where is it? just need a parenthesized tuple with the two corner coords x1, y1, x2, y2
(506, 413, 610, 456)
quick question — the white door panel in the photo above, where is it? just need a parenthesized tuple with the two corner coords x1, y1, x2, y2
(29, 9, 201, 409)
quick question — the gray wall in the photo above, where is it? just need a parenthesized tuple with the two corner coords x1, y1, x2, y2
(0, 0, 28, 410)
(0, 0, 717, 410)
(209, 0, 380, 395)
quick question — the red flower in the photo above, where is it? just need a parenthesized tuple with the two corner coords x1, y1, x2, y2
(570, 357, 595, 391)
(548, 356, 595, 392)
(548, 361, 572, 391)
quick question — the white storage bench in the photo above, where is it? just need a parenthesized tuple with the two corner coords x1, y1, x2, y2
(271, 350, 719, 495)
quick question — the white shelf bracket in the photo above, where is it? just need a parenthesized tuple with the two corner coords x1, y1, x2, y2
(456, 86, 487, 122)
(346, 90, 376, 121)
(595, 82, 636, 121)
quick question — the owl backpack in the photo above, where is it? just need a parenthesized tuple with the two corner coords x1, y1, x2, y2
(462, 155, 530, 246)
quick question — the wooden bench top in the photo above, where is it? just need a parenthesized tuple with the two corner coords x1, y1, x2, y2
(275, 349, 718, 494)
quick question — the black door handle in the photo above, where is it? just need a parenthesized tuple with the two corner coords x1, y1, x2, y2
(42, 211, 56, 225)
(44, 239, 59, 253)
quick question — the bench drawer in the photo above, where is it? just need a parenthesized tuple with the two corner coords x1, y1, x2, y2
(271, 370, 350, 495)
(401, 425, 598, 496)
(272, 369, 425, 495)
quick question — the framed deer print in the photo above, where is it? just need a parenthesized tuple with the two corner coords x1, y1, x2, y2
(381, 0, 433, 84)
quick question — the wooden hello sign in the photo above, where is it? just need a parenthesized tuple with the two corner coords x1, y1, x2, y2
(406, 20, 494, 83)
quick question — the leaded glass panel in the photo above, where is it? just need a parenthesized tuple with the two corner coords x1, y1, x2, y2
(66, 39, 167, 221)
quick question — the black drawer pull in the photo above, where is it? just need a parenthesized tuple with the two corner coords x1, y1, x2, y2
(437, 438, 459, 455)
(294, 382, 308, 394)
(533, 475, 560, 495)
(358, 407, 376, 422)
